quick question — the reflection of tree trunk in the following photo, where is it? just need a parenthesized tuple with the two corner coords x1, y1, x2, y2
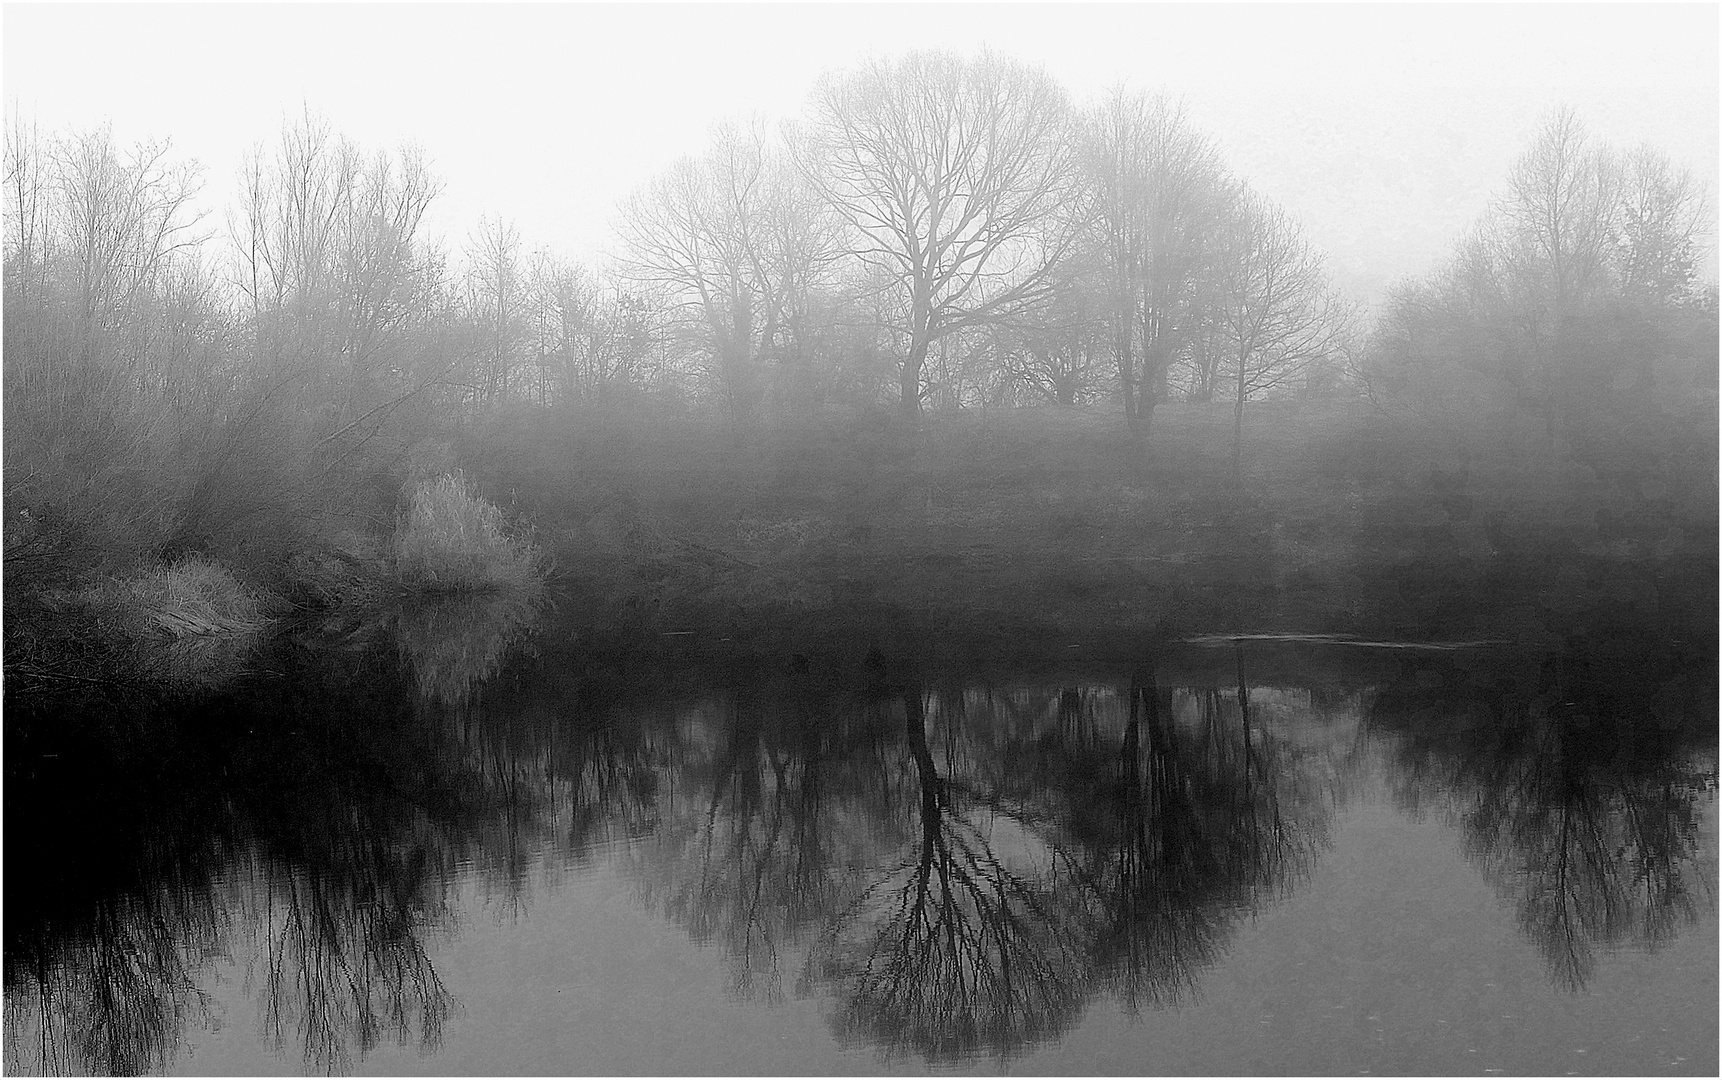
(1142, 668, 1188, 877)
(905, 688, 945, 838)
(1236, 644, 1254, 856)
(1058, 688, 1084, 744)
(820, 683, 1082, 1058)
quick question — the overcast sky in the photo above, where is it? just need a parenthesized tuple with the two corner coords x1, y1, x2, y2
(5, 3, 1717, 305)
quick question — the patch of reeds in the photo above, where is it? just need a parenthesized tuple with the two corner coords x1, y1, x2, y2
(394, 472, 543, 594)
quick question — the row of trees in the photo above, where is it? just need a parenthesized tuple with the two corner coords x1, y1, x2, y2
(2, 110, 677, 561)
(5, 53, 1356, 467)
(6, 57, 1710, 570)
(621, 52, 1354, 441)
(9, 68, 1713, 466)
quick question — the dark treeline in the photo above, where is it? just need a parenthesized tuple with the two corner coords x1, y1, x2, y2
(4, 607, 1713, 1072)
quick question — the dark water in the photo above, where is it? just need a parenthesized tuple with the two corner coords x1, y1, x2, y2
(5, 596, 1717, 1076)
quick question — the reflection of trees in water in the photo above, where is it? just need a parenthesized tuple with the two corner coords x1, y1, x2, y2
(4, 789, 461, 1077)
(1372, 647, 1718, 990)
(615, 668, 1351, 1063)
(1004, 661, 1337, 1014)
(21, 621, 1712, 1073)
(237, 853, 455, 1071)
(2, 609, 534, 1076)
(806, 688, 1089, 1063)
(626, 681, 899, 1002)
(1082, 682, 1247, 1010)
(4, 885, 222, 1075)
(7, 852, 457, 1078)
(443, 673, 672, 919)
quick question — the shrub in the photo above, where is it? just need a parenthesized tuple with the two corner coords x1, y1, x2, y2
(394, 472, 543, 593)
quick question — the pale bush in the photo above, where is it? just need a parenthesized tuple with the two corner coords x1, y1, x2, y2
(394, 472, 543, 593)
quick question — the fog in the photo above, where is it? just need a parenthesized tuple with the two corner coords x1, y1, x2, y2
(4, 7, 1718, 1076)
(5, 4, 1716, 302)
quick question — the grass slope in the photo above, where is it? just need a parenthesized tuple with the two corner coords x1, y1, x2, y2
(458, 398, 1717, 663)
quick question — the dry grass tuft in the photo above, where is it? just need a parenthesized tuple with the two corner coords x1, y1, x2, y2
(76, 558, 272, 690)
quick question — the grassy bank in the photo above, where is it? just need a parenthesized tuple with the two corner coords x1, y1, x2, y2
(456, 397, 1716, 658)
(7, 395, 1713, 700)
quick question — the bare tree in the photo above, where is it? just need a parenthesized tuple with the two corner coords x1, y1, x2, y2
(55, 127, 207, 362)
(1209, 186, 1350, 472)
(167, 113, 446, 553)
(1083, 90, 1227, 435)
(1613, 145, 1711, 306)
(617, 120, 836, 430)
(1499, 108, 1621, 321)
(802, 51, 1082, 420)
(0, 121, 214, 459)
(1494, 107, 1623, 416)
(525, 253, 592, 403)
(229, 110, 440, 415)
(1373, 110, 1713, 426)
(466, 216, 524, 405)
(991, 266, 1111, 407)
(4, 107, 50, 321)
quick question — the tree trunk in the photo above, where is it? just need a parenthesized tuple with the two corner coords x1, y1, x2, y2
(1232, 348, 1248, 478)
(1140, 340, 1169, 445)
(901, 336, 930, 420)
(1117, 324, 1137, 424)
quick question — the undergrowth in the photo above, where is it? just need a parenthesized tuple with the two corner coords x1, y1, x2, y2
(6, 558, 277, 694)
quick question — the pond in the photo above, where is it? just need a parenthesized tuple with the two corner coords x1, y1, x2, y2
(4, 596, 1716, 1076)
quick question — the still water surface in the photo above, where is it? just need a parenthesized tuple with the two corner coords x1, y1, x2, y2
(5, 599, 1716, 1075)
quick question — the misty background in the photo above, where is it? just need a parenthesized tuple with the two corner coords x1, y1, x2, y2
(6, 3, 1717, 305)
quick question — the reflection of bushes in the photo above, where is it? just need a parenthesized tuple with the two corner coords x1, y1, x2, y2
(392, 590, 544, 706)
(395, 473, 542, 593)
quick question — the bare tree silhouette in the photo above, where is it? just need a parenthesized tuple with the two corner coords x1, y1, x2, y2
(805, 687, 1089, 1062)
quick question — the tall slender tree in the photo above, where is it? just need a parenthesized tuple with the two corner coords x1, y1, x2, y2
(1083, 90, 1227, 437)
(1209, 186, 1350, 473)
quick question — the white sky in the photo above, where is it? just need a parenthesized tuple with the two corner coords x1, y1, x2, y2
(5, 3, 1718, 305)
